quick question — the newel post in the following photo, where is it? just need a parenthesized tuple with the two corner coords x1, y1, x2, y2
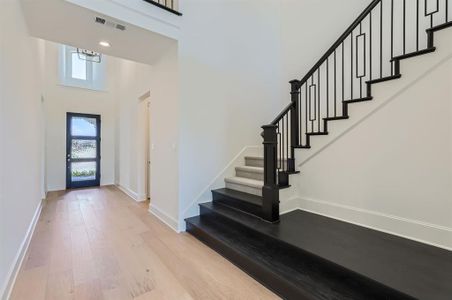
(288, 80, 300, 171)
(261, 124, 279, 223)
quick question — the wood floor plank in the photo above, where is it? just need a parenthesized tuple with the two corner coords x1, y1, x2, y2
(10, 186, 279, 300)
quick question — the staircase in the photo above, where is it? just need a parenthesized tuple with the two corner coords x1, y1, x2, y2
(186, 0, 452, 299)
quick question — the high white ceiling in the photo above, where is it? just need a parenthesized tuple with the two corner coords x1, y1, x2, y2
(20, 0, 177, 65)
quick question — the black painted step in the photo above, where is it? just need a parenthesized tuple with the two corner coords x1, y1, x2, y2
(323, 116, 349, 121)
(191, 206, 452, 300)
(306, 131, 328, 136)
(186, 213, 413, 300)
(293, 145, 311, 149)
(391, 47, 436, 61)
(323, 116, 350, 132)
(366, 74, 402, 84)
(280, 170, 300, 175)
(343, 96, 373, 104)
(427, 20, 452, 32)
(277, 184, 291, 189)
(212, 188, 262, 217)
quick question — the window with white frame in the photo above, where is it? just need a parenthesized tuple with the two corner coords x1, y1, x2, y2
(59, 45, 107, 91)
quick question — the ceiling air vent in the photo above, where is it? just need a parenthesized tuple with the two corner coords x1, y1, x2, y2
(115, 24, 126, 31)
(94, 17, 126, 31)
(95, 17, 106, 24)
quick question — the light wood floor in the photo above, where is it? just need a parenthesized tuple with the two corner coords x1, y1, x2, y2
(10, 186, 279, 300)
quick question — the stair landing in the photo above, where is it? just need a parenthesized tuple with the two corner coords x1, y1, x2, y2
(187, 205, 452, 299)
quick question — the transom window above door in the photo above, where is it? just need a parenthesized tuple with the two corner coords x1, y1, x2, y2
(59, 45, 107, 91)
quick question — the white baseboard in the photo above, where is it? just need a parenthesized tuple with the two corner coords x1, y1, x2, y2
(1, 199, 44, 300)
(291, 196, 452, 251)
(116, 184, 146, 202)
(149, 204, 179, 233)
(136, 193, 147, 202)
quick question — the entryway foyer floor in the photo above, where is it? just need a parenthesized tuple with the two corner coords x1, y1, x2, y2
(10, 186, 278, 300)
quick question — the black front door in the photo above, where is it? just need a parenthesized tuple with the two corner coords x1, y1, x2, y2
(66, 113, 101, 189)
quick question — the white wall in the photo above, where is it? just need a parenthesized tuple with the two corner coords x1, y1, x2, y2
(178, 0, 284, 228)
(0, 0, 45, 298)
(280, 0, 370, 99)
(43, 42, 117, 191)
(148, 44, 180, 230)
(115, 58, 154, 200)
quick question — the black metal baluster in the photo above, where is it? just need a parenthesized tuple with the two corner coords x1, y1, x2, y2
(318, 69, 321, 131)
(305, 83, 308, 143)
(327, 58, 329, 118)
(278, 123, 282, 171)
(359, 23, 363, 98)
(446, 0, 449, 22)
(370, 11, 373, 81)
(431, 7, 434, 28)
(334, 50, 337, 117)
(298, 90, 302, 146)
(351, 32, 354, 100)
(286, 115, 289, 171)
(403, 0, 407, 54)
(283, 118, 286, 171)
(391, 0, 394, 75)
(311, 77, 314, 133)
(380, 0, 383, 78)
(342, 42, 345, 104)
(417, 0, 420, 51)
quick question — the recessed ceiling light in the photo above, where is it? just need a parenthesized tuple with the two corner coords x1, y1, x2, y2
(99, 41, 111, 47)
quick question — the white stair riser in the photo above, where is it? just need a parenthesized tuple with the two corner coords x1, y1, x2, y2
(245, 157, 264, 167)
(245, 157, 288, 169)
(236, 169, 264, 181)
(225, 182, 262, 196)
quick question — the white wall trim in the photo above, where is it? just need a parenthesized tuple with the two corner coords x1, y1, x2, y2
(116, 184, 146, 202)
(288, 196, 452, 251)
(149, 204, 179, 233)
(1, 199, 44, 300)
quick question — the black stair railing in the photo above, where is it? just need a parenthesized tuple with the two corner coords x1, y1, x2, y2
(261, 0, 452, 222)
(142, 0, 182, 16)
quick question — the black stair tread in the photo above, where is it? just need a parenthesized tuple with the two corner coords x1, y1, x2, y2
(323, 116, 349, 121)
(366, 74, 402, 84)
(186, 215, 411, 300)
(427, 21, 452, 32)
(343, 96, 373, 103)
(391, 47, 436, 61)
(306, 132, 328, 136)
(278, 184, 291, 189)
(279, 170, 300, 175)
(293, 145, 311, 149)
(196, 208, 452, 300)
(212, 188, 262, 207)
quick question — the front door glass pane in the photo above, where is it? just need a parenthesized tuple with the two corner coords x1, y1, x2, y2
(71, 162, 97, 182)
(71, 117, 97, 136)
(71, 140, 97, 159)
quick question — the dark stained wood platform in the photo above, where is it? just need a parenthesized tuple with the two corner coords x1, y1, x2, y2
(187, 201, 452, 300)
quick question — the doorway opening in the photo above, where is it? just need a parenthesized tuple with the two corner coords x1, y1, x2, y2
(138, 91, 151, 202)
(66, 113, 101, 189)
